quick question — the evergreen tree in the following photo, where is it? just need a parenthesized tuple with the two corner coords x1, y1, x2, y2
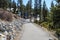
(53, 0, 60, 28)
(34, 0, 42, 23)
(8, 0, 12, 10)
(50, 0, 60, 37)
(0, 0, 8, 9)
(38, 0, 42, 22)
(50, 1, 54, 22)
(18, 0, 23, 17)
(51, 1, 54, 8)
(47, 1, 54, 23)
(12, 0, 16, 14)
(29, 0, 32, 16)
(42, 0, 48, 21)
(46, 1, 54, 29)
(29, 0, 32, 21)
(49, 1, 54, 23)
(56, 0, 60, 3)
(22, 5, 26, 18)
(51, 1, 54, 12)
(26, 1, 30, 16)
(34, 0, 38, 20)
(49, 0, 60, 29)
(26, 0, 32, 19)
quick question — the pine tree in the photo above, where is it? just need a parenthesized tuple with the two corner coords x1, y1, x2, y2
(51, 1, 54, 12)
(29, 0, 32, 21)
(26, 1, 30, 17)
(51, 0, 60, 36)
(38, 0, 41, 21)
(34, 0, 38, 20)
(18, 0, 23, 17)
(49, 1, 54, 22)
(51, 1, 54, 7)
(42, 0, 48, 21)
(47, 1, 54, 22)
(8, 0, 12, 10)
(29, 0, 32, 13)
(49, 0, 60, 29)
(12, 0, 16, 14)
(56, 0, 60, 3)
(50, 1, 54, 22)
(34, 0, 42, 23)
(53, 0, 60, 28)
(46, 1, 54, 29)
(0, 0, 8, 9)
(22, 5, 26, 18)
(26, 0, 32, 19)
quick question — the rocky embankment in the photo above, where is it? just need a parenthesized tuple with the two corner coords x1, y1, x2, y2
(0, 8, 24, 40)
(0, 18, 24, 40)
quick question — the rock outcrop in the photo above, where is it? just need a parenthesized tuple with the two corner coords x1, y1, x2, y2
(0, 8, 23, 40)
(0, 18, 23, 40)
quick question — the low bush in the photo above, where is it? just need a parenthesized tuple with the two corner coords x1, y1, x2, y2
(34, 20, 40, 24)
(40, 22, 49, 28)
(48, 22, 54, 29)
(56, 29, 60, 37)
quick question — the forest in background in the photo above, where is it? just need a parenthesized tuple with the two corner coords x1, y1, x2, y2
(0, 0, 60, 38)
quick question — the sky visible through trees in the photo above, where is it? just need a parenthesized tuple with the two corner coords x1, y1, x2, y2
(15, 0, 56, 9)
(0, 0, 60, 40)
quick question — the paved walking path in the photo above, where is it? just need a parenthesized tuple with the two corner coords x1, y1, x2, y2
(20, 23, 53, 40)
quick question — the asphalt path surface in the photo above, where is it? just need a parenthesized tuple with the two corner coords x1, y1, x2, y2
(20, 22, 53, 40)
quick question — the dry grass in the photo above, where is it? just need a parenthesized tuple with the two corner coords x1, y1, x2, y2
(0, 8, 13, 22)
(13, 14, 18, 19)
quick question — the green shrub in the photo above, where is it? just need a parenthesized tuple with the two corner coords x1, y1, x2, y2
(56, 29, 60, 37)
(40, 22, 49, 28)
(49, 22, 54, 29)
(34, 20, 39, 24)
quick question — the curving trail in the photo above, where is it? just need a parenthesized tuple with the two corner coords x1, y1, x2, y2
(20, 23, 53, 40)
